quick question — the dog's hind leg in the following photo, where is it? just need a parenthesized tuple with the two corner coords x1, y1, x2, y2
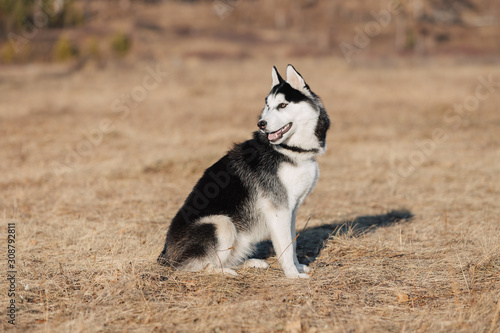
(199, 215, 238, 275)
(243, 259, 269, 269)
(204, 264, 239, 276)
(171, 215, 238, 275)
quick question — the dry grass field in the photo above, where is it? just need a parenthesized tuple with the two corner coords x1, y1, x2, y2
(1, 56, 499, 332)
(1, 2, 500, 332)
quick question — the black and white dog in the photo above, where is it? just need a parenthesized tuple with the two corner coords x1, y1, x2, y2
(158, 65, 330, 278)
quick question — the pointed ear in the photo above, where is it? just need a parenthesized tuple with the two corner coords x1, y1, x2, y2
(271, 66, 284, 88)
(286, 64, 307, 91)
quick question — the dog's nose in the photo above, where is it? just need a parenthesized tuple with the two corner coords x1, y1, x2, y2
(257, 120, 267, 130)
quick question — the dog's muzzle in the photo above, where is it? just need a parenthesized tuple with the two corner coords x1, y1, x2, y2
(257, 120, 267, 130)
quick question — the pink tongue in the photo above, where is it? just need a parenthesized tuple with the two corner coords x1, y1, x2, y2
(268, 131, 281, 142)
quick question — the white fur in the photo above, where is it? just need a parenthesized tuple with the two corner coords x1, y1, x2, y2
(252, 66, 324, 278)
(180, 215, 237, 273)
(286, 65, 307, 92)
(260, 94, 322, 154)
(194, 215, 270, 276)
(279, 159, 318, 275)
(243, 259, 270, 269)
(170, 66, 325, 279)
(279, 159, 319, 210)
(271, 66, 281, 87)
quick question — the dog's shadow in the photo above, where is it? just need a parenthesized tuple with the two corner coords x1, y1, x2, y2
(251, 209, 413, 264)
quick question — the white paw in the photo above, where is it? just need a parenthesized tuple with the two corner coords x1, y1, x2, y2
(284, 269, 310, 279)
(221, 268, 239, 276)
(204, 264, 239, 276)
(286, 272, 310, 279)
(296, 264, 311, 273)
(243, 259, 270, 269)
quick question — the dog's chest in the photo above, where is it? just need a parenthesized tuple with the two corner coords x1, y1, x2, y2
(278, 159, 319, 209)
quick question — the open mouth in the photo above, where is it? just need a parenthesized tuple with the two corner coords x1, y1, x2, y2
(267, 122, 292, 142)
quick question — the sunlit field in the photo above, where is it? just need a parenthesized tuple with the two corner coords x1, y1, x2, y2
(1, 56, 499, 332)
(1, 1, 499, 332)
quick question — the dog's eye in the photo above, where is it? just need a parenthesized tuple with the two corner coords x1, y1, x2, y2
(278, 103, 288, 109)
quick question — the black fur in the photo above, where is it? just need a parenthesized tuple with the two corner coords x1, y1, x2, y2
(158, 132, 292, 268)
(158, 66, 330, 271)
(268, 68, 330, 148)
(270, 81, 309, 104)
(280, 144, 320, 154)
(310, 90, 330, 147)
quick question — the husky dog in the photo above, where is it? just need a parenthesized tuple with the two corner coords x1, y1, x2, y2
(158, 65, 330, 278)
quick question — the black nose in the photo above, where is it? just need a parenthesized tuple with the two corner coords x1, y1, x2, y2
(257, 120, 267, 129)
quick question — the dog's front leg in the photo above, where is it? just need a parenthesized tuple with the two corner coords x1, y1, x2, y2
(268, 209, 309, 279)
(291, 209, 311, 274)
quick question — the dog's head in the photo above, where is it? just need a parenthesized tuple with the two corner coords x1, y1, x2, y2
(258, 65, 329, 149)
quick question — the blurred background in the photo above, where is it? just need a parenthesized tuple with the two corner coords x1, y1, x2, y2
(1, 3, 499, 331)
(1, 0, 499, 219)
(1, 0, 499, 65)
(1, 0, 499, 211)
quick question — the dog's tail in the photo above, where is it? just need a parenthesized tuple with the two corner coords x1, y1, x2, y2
(157, 247, 173, 267)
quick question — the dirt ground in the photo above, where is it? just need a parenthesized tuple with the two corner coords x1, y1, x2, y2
(0, 54, 499, 332)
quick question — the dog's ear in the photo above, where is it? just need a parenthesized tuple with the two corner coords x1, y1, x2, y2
(271, 66, 284, 88)
(286, 64, 309, 92)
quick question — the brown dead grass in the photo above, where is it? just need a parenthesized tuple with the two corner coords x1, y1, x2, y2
(0, 55, 499, 332)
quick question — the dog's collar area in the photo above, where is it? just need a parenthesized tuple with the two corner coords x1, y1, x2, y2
(278, 144, 320, 154)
